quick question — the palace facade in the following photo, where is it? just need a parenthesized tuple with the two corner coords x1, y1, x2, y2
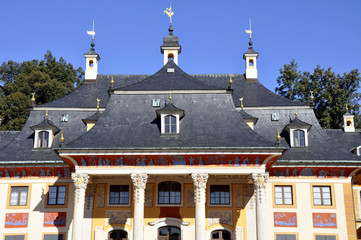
(0, 19, 361, 240)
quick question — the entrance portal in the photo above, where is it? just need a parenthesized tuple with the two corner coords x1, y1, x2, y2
(158, 226, 181, 240)
(109, 230, 127, 240)
(211, 230, 232, 240)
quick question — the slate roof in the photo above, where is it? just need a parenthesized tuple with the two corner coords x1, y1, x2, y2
(284, 117, 312, 131)
(118, 60, 222, 91)
(82, 111, 103, 123)
(245, 108, 361, 162)
(239, 110, 258, 120)
(64, 93, 278, 150)
(30, 118, 60, 133)
(0, 131, 19, 149)
(324, 129, 361, 151)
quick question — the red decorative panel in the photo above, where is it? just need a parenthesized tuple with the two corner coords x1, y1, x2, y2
(5, 213, 28, 228)
(159, 207, 181, 219)
(44, 212, 66, 227)
(312, 213, 337, 228)
(0, 167, 71, 178)
(65, 154, 276, 168)
(274, 212, 297, 227)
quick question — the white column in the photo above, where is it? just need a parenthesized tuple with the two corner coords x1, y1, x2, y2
(252, 173, 269, 240)
(192, 173, 208, 240)
(71, 173, 90, 240)
(131, 173, 148, 240)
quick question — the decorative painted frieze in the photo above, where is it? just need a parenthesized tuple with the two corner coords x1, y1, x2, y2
(96, 184, 106, 208)
(274, 212, 297, 227)
(313, 213, 337, 228)
(106, 210, 131, 226)
(44, 212, 66, 227)
(0, 167, 71, 178)
(5, 213, 28, 228)
(235, 185, 244, 208)
(208, 210, 233, 226)
(270, 167, 354, 178)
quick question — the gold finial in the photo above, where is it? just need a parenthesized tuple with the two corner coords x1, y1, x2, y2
(295, 109, 298, 117)
(110, 76, 114, 86)
(310, 90, 314, 100)
(31, 93, 35, 103)
(239, 97, 244, 110)
(60, 131, 64, 143)
(164, 3, 174, 24)
(169, 91, 172, 101)
(346, 104, 349, 112)
(96, 99, 100, 111)
(229, 74, 233, 85)
(45, 109, 48, 118)
(245, 19, 252, 39)
(277, 129, 281, 141)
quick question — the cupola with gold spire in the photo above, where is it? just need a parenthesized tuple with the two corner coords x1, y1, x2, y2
(161, 4, 181, 65)
(84, 20, 100, 82)
(243, 19, 259, 82)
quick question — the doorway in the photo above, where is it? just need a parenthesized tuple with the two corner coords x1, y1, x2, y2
(108, 230, 127, 240)
(211, 230, 231, 240)
(158, 226, 181, 240)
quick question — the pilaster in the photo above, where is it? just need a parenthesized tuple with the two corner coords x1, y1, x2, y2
(131, 173, 148, 240)
(192, 173, 209, 240)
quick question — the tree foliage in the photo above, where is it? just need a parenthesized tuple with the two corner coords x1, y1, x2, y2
(0, 51, 83, 130)
(275, 60, 361, 129)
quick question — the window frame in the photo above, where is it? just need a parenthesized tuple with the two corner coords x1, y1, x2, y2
(273, 183, 296, 208)
(42, 233, 66, 240)
(45, 183, 69, 208)
(209, 184, 232, 207)
(311, 184, 335, 209)
(3, 234, 27, 240)
(290, 129, 308, 147)
(210, 229, 232, 240)
(160, 114, 180, 134)
(274, 233, 299, 240)
(33, 130, 53, 148)
(314, 233, 338, 240)
(7, 184, 31, 209)
(156, 181, 182, 206)
(108, 185, 130, 206)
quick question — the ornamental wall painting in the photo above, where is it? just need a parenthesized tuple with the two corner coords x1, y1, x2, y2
(312, 213, 337, 228)
(0, 167, 71, 178)
(69, 154, 275, 168)
(274, 212, 297, 227)
(5, 213, 28, 228)
(270, 167, 355, 178)
(44, 212, 67, 227)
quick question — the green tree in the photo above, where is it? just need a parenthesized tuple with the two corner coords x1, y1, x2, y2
(0, 51, 83, 130)
(275, 60, 361, 129)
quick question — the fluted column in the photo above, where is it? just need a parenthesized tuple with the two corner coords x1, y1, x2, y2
(192, 173, 208, 240)
(252, 172, 269, 240)
(131, 173, 148, 240)
(71, 173, 90, 240)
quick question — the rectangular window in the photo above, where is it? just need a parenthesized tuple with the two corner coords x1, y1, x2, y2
(276, 234, 296, 240)
(315, 235, 336, 240)
(109, 185, 129, 205)
(43, 234, 64, 240)
(5, 236, 25, 240)
(313, 186, 332, 206)
(48, 186, 66, 205)
(10, 186, 28, 206)
(210, 185, 230, 205)
(275, 186, 293, 205)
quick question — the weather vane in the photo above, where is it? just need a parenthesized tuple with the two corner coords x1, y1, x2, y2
(87, 20, 96, 40)
(164, 3, 174, 24)
(245, 19, 252, 39)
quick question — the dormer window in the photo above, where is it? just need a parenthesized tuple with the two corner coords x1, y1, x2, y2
(38, 131, 50, 148)
(156, 102, 184, 135)
(284, 117, 312, 148)
(165, 115, 177, 133)
(292, 130, 305, 147)
(30, 115, 60, 149)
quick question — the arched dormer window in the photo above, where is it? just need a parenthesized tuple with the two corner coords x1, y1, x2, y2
(293, 130, 305, 147)
(156, 102, 184, 135)
(38, 131, 50, 148)
(158, 181, 181, 205)
(165, 115, 176, 133)
(284, 117, 312, 148)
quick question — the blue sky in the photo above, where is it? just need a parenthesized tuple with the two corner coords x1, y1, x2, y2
(0, 0, 360, 91)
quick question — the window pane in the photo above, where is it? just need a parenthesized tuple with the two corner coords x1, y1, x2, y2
(19, 187, 28, 205)
(10, 187, 20, 205)
(275, 187, 282, 192)
(5, 236, 25, 240)
(275, 199, 283, 204)
(284, 186, 292, 193)
(109, 185, 129, 205)
(313, 187, 321, 192)
(43, 234, 64, 240)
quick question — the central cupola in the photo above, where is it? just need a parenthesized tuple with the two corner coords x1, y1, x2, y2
(161, 4, 181, 65)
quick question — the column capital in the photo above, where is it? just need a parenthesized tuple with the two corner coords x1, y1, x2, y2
(71, 173, 90, 190)
(251, 172, 269, 189)
(191, 173, 209, 189)
(131, 173, 148, 190)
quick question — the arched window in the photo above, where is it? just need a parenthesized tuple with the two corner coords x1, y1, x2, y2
(109, 230, 128, 240)
(38, 131, 49, 148)
(293, 130, 305, 147)
(211, 230, 232, 240)
(158, 226, 180, 240)
(158, 181, 181, 204)
(168, 53, 174, 61)
(164, 115, 177, 134)
(89, 60, 94, 67)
